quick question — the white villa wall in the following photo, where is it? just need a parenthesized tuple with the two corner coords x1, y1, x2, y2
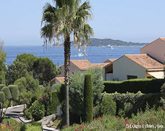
(113, 56, 146, 80)
(105, 73, 113, 80)
(141, 39, 165, 63)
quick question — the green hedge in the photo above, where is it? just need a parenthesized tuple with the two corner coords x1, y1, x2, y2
(0, 91, 5, 103)
(2, 86, 12, 100)
(104, 79, 164, 93)
(0, 84, 5, 90)
(103, 92, 164, 117)
(8, 85, 19, 101)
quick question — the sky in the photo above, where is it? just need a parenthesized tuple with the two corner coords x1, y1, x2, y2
(0, 0, 165, 46)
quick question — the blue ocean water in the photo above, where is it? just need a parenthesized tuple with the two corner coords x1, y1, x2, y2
(4, 46, 142, 66)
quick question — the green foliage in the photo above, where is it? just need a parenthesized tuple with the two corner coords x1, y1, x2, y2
(0, 49, 6, 84)
(6, 53, 58, 85)
(25, 123, 41, 131)
(8, 85, 19, 101)
(104, 79, 164, 93)
(33, 57, 58, 85)
(47, 91, 60, 115)
(1, 86, 12, 100)
(84, 74, 93, 122)
(100, 93, 116, 116)
(161, 82, 165, 93)
(14, 74, 39, 92)
(69, 69, 104, 122)
(20, 123, 26, 131)
(15, 53, 37, 71)
(14, 77, 27, 92)
(39, 87, 51, 116)
(0, 91, 5, 103)
(63, 108, 165, 131)
(24, 109, 32, 120)
(2, 118, 21, 131)
(19, 91, 32, 106)
(0, 84, 5, 90)
(7, 61, 28, 84)
(28, 100, 45, 121)
(103, 92, 163, 117)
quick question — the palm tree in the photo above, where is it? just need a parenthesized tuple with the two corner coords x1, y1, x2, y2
(41, 0, 93, 126)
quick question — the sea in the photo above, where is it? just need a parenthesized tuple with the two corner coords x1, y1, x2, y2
(3, 45, 142, 66)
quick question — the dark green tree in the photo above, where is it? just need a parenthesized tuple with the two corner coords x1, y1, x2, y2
(33, 58, 58, 85)
(0, 41, 6, 84)
(6, 54, 37, 84)
(84, 74, 93, 122)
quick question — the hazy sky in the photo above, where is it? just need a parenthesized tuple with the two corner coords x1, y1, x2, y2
(0, 0, 165, 46)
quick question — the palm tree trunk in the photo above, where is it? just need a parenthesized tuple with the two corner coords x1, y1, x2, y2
(64, 35, 71, 126)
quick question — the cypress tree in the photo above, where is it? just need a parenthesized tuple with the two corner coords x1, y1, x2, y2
(83, 74, 93, 122)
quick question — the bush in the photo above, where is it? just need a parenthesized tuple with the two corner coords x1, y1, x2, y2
(0, 84, 5, 90)
(104, 79, 164, 93)
(47, 91, 60, 115)
(0, 91, 5, 103)
(69, 69, 104, 123)
(103, 92, 163, 117)
(1, 86, 12, 100)
(20, 123, 26, 131)
(24, 109, 32, 120)
(8, 85, 19, 101)
(29, 100, 45, 121)
(100, 93, 116, 116)
(161, 82, 165, 93)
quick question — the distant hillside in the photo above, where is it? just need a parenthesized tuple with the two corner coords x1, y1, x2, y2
(89, 38, 146, 46)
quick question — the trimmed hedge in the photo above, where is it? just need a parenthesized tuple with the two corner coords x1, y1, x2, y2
(104, 79, 164, 93)
(103, 92, 164, 117)
(0, 91, 5, 103)
(1, 86, 12, 100)
(0, 84, 5, 90)
(8, 85, 19, 101)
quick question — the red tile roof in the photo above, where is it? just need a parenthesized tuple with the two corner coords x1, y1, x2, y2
(70, 60, 108, 70)
(125, 54, 164, 70)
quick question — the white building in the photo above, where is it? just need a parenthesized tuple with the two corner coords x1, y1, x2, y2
(113, 54, 164, 80)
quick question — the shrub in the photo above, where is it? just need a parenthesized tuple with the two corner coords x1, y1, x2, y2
(0, 91, 5, 103)
(103, 92, 163, 117)
(69, 69, 104, 123)
(104, 79, 164, 93)
(29, 100, 45, 121)
(100, 93, 116, 116)
(47, 91, 60, 115)
(161, 82, 165, 93)
(84, 74, 93, 122)
(0, 84, 5, 90)
(24, 109, 32, 120)
(1, 86, 12, 100)
(8, 85, 19, 101)
(20, 123, 26, 131)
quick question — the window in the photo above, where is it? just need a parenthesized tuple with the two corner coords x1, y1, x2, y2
(127, 75, 137, 80)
